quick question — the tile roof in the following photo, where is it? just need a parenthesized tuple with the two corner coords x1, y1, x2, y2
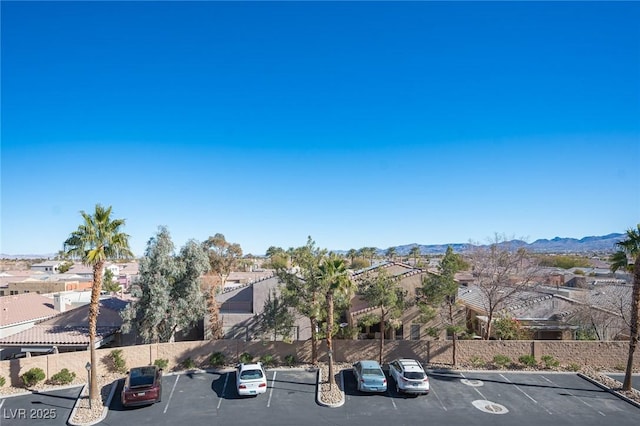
(0, 293, 66, 326)
(0, 325, 119, 346)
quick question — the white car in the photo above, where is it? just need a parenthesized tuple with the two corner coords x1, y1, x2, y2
(236, 362, 267, 396)
(388, 358, 430, 395)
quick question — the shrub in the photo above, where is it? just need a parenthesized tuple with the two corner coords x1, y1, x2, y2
(239, 352, 253, 364)
(469, 355, 485, 368)
(614, 364, 626, 371)
(209, 352, 226, 367)
(492, 354, 511, 368)
(182, 357, 196, 369)
(49, 368, 76, 385)
(259, 354, 275, 367)
(518, 354, 537, 367)
(284, 354, 296, 367)
(154, 359, 169, 370)
(108, 349, 127, 374)
(0, 376, 6, 387)
(541, 355, 559, 368)
(567, 363, 581, 372)
(21, 368, 46, 387)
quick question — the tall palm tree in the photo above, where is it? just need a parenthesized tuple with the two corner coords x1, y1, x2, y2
(318, 255, 352, 389)
(64, 204, 133, 402)
(385, 247, 397, 262)
(409, 246, 421, 266)
(610, 224, 640, 392)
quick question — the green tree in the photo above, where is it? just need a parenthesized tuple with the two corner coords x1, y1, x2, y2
(385, 247, 397, 262)
(358, 247, 377, 266)
(610, 224, 640, 392)
(277, 237, 327, 364)
(203, 233, 243, 339)
(259, 289, 295, 341)
(57, 260, 73, 274)
(419, 246, 465, 365)
(121, 226, 209, 343)
(360, 269, 403, 364)
(64, 204, 133, 403)
(409, 246, 421, 266)
(318, 254, 353, 389)
(347, 249, 358, 265)
(102, 269, 120, 293)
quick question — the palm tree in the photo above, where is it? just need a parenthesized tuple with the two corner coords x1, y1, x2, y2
(318, 254, 352, 389)
(385, 247, 397, 262)
(409, 246, 421, 266)
(610, 224, 640, 392)
(64, 204, 133, 402)
(347, 249, 357, 265)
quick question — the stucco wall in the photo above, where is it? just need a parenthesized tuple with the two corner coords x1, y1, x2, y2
(1, 340, 638, 388)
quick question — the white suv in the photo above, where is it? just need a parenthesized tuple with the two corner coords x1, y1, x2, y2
(388, 358, 430, 395)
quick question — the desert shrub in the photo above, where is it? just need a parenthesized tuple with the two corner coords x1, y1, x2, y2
(541, 355, 559, 368)
(49, 368, 76, 385)
(492, 354, 511, 368)
(259, 354, 275, 367)
(154, 359, 169, 370)
(108, 349, 127, 374)
(239, 352, 253, 364)
(209, 352, 226, 367)
(284, 354, 296, 367)
(614, 364, 626, 371)
(21, 368, 46, 387)
(469, 355, 485, 368)
(567, 363, 581, 372)
(518, 354, 537, 367)
(182, 357, 196, 369)
(0, 376, 6, 387)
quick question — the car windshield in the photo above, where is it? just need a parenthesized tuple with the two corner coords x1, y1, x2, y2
(240, 369, 264, 380)
(362, 368, 383, 376)
(404, 372, 425, 380)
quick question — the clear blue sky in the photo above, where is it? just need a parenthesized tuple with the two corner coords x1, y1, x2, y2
(1, 1, 639, 257)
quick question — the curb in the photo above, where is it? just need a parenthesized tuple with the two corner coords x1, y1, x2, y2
(0, 383, 84, 400)
(67, 380, 118, 426)
(315, 368, 345, 408)
(577, 373, 640, 409)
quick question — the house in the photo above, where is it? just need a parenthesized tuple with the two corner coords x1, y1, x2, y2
(4, 273, 92, 295)
(0, 296, 130, 359)
(30, 261, 63, 273)
(214, 273, 308, 341)
(348, 262, 434, 341)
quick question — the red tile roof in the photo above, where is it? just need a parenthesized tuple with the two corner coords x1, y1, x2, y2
(0, 325, 118, 345)
(0, 293, 64, 326)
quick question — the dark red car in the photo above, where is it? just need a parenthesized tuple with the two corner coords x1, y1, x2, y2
(121, 365, 163, 407)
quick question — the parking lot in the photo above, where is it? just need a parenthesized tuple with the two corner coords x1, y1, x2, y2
(1, 369, 638, 425)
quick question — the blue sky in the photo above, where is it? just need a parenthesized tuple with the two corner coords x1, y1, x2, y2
(1, 1, 639, 257)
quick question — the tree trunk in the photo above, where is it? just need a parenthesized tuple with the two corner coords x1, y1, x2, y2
(88, 261, 104, 402)
(379, 307, 385, 365)
(623, 255, 640, 391)
(484, 310, 494, 340)
(326, 292, 335, 388)
(450, 303, 457, 366)
(310, 316, 318, 365)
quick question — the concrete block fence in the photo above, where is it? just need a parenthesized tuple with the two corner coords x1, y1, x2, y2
(1, 340, 637, 388)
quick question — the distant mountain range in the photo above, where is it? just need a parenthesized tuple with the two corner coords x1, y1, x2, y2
(388, 233, 626, 255)
(0, 233, 627, 259)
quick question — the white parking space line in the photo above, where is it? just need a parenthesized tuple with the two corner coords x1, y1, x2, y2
(267, 371, 276, 408)
(430, 387, 447, 411)
(499, 373, 553, 415)
(541, 375, 605, 416)
(217, 373, 229, 410)
(387, 388, 397, 409)
(460, 372, 488, 400)
(163, 375, 180, 414)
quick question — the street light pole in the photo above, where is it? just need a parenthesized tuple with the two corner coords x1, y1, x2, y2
(85, 362, 92, 409)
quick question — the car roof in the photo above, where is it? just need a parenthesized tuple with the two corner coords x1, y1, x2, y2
(238, 362, 263, 370)
(395, 359, 424, 371)
(357, 360, 382, 369)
